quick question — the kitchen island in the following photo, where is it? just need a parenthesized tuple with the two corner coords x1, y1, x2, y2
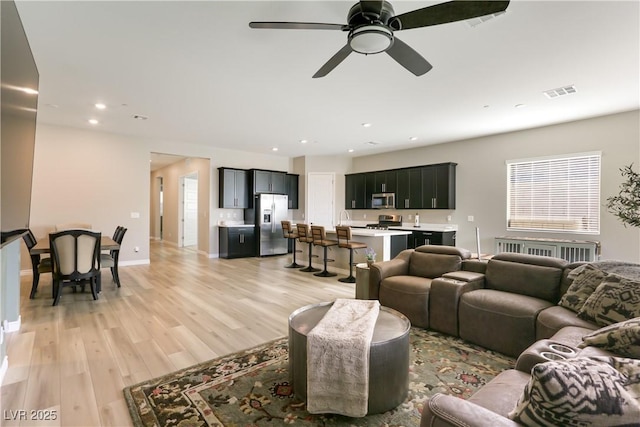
(298, 227, 412, 272)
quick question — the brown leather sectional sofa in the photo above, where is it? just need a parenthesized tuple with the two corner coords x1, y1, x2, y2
(368, 246, 640, 426)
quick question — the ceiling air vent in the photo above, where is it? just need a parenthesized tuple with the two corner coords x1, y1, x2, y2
(543, 85, 577, 99)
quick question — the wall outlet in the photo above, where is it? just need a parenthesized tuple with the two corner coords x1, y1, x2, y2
(408, 214, 412, 220)
(363, 214, 367, 219)
(467, 215, 475, 222)
(130, 212, 140, 219)
(447, 215, 452, 222)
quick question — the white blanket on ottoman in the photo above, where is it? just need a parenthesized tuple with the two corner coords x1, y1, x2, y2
(306, 298, 380, 417)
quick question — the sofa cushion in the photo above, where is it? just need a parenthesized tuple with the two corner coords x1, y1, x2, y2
(408, 251, 462, 279)
(485, 258, 564, 302)
(379, 275, 432, 328)
(578, 317, 640, 358)
(467, 369, 531, 419)
(536, 306, 598, 340)
(578, 274, 640, 326)
(509, 357, 640, 426)
(558, 263, 608, 313)
(459, 290, 553, 357)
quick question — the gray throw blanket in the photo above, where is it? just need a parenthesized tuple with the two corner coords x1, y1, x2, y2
(306, 299, 380, 417)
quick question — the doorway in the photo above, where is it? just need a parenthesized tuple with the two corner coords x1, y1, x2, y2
(180, 173, 198, 248)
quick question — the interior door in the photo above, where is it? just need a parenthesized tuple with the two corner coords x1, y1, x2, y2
(306, 173, 335, 228)
(181, 173, 198, 247)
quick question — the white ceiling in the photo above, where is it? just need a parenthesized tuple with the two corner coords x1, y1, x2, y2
(15, 1, 640, 159)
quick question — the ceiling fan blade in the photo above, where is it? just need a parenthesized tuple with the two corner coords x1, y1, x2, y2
(313, 44, 353, 78)
(391, 1, 510, 31)
(249, 22, 348, 31)
(386, 37, 432, 76)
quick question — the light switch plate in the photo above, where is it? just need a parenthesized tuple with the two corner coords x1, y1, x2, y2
(131, 212, 140, 219)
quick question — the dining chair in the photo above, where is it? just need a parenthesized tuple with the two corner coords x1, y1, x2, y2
(23, 229, 53, 298)
(100, 226, 127, 287)
(55, 222, 92, 231)
(0, 228, 53, 298)
(49, 229, 102, 306)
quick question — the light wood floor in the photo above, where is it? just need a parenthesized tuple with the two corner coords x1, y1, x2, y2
(1, 241, 355, 426)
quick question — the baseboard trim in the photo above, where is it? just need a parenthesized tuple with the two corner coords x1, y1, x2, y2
(119, 259, 150, 267)
(3, 316, 21, 333)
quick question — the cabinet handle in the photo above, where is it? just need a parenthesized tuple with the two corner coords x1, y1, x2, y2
(405, 199, 409, 208)
(239, 234, 244, 244)
(352, 200, 355, 209)
(432, 198, 436, 208)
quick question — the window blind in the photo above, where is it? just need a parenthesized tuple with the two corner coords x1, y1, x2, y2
(506, 153, 601, 233)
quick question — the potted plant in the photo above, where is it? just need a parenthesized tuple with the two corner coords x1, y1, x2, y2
(365, 248, 376, 267)
(606, 164, 640, 228)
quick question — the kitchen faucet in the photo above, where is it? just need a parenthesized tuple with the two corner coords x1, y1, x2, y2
(339, 210, 350, 226)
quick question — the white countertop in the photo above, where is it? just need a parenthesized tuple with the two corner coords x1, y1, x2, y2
(326, 228, 412, 237)
(218, 222, 457, 232)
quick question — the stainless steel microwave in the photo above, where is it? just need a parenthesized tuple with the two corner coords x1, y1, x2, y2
(372, 193, 395, 209)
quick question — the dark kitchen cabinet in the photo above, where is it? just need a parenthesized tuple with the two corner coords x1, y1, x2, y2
(374, 170, 396, 194)
(218, 168, 248, 208)
(396, 167, 422, 209)
(219, 226, 255, 258)
(285, 174, 299, 209)
(421, 163, 456, 209)
(345, 173, 367, 209)
(251, 169, 287, 194)
(409, 230, 456, 248)
(344, 162, 456, 210)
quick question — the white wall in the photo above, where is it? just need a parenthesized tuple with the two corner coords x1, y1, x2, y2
(30, 124, 151, 265)
(351, 110, 640, 262)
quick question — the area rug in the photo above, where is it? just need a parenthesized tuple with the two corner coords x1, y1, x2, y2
(124, 328, 515, 426)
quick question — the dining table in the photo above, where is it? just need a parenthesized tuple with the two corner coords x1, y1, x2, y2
(30, 235, 120, 293)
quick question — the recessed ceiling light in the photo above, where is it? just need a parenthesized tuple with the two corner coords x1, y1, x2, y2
(272, 147, 278, 152)
(132, 114, 148, 120)
(515, 104, 526, 108)
(88, 119, 99, 125)
(348, 149, 355, 153)
(95, 103, 106, 109)
(362, 123, 372, 128)
(409, 136, 418, 141)
(299, 139, 308, 144)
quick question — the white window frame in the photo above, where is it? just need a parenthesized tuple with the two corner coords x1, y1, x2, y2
(506, 152, 601, 234)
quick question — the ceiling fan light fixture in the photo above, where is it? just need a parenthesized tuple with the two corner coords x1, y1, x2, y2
(349, 25, 393, 54)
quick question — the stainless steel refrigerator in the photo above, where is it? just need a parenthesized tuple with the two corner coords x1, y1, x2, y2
(246, 194, 288, 256)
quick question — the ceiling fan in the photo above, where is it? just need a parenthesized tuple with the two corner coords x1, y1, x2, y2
(249, 0, 510, 78)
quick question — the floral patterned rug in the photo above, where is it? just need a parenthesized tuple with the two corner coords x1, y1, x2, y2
(124, 328, 514, 426)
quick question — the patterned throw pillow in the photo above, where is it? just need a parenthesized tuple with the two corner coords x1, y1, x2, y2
(578, 275, 640, 326)
(578, 317, 640, 358)
(559, 264, 608, 313)
(509, 357, 640, 426)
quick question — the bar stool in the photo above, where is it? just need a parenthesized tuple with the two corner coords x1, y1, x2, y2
(296, 224, 320, 273)
(335, 226, 368, 283)
(310, 225, 338, 277)
(281, 221, 303, 268)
